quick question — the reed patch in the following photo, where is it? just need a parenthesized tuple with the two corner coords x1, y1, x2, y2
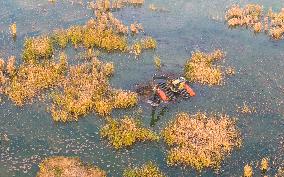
(100, 116, 159, 149)
(123, 161, 164, 177)
(162, 112, 242, 171)
(37, 156, 106, 177)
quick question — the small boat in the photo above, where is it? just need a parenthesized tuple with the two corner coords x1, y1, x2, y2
(147, 76, 195, 106)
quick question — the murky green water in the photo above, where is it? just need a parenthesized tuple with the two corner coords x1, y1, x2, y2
(0, 0, 283, 176)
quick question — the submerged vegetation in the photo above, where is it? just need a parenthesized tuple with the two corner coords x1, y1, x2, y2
(226, 4, 284, 40)
(37, 156, 106, 177)
(100, 116, 159, 149)
(123, 161, 165, 177)
(162, 112, 242, 171)
(184, 49, 232, 86)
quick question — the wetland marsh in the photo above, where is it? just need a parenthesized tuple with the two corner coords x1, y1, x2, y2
(0, 0, 283, 176)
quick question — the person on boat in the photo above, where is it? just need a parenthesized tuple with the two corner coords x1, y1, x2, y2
(169, 77, 187, 92)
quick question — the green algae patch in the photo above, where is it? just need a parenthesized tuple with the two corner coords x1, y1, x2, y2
(123, 161, 165, 177)
(184, 49, 230, 86)
(22, 36, 53, 63)
(37, 156, 106, 177)
(100, 116, 159, 149)
(162, 112, 242, 171)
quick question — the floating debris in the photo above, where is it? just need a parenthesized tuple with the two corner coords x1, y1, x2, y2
(37, 156, 106, 177)
(100, 116, 159, 149)
(123, 161, 165, 177)
(162, 112, 242, 171)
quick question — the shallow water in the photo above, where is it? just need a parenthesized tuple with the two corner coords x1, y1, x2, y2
(0, 0, 283, 176)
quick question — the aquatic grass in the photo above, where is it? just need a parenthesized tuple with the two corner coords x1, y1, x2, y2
(10, 23, 17, 37)
(123, 161, 164, 177)
(5, 61, 64, 106)
(6, 56, 16, 76)
(130, 22, 143, 34)
(37, 156, 106, 177)
(162, 112, 242, 171)
(131, 37, 157, 56)
(276, 166, 284, 177)
(113, 89, 138, 108)
(52, 29, 69, 49)
(154, 55, 161, 70)
(260, 157, 269, 173)
(184, 49, 228, 86)
(22, 36, 53, 63)
(226, 4, 284, 39)
(100, 116, 159, 149)
(243, 164, 253, 177)
(238, 102, 256, 114)
(50, 58, 137, 121)
(67, 26, 83, 48)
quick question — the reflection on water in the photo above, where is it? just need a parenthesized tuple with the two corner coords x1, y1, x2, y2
(0, 0, 284, 177)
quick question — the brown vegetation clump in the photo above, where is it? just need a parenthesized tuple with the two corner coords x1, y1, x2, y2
(226, 4, 284, 40)
(6, 56, 16, 76)
(131, 37, 157, 56)
(50, 57, 137, 121)
(112, 89, 138, 108)
(238, 102, 256, 114)
(5, 61, 65, 106)
(22, 36, 53, 63)
(130, 22, 143, 34)
(243, 164, 253, 177)
(260, 157, 269, 173)
(37, 156, 106, 177)
(267, 8, 284, 40)
(10, 23, 17, 37)
(52, 29, 69, 48)
(225, 4, 263, 32)
(123, 161, 164, 177)
(52, 20, 128, 52)
(184, 49, 229, 86)
(162, 112, 242, 171)
(100, 116, 159, 149)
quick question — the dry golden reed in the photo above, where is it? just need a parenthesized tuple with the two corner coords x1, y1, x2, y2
(226, 4, 284, 40)
(184, 49, 229, 86)
(50, 58, 138, 122)
(123, 161, 164, 177)
(163, 112, 242, 171)
(37, 156, 106, 177)
(243, 164, 253, 177)
(100, 116, 159, 149)
(10, 23, 17, 37)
